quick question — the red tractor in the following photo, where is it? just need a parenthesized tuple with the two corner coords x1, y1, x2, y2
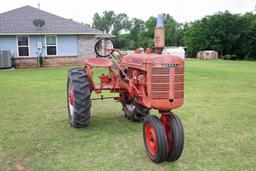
(66, 16, 184, 163)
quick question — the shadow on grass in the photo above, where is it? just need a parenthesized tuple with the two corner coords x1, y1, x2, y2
(55, 111, 143, 138)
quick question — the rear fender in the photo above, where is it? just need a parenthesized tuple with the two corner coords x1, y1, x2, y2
(84, 65, 94, 91)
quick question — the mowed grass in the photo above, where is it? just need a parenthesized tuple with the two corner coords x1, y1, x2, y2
(0, 60, 256, 170)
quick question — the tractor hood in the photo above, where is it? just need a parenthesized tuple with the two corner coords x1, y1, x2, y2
(121, 53, 184, 71)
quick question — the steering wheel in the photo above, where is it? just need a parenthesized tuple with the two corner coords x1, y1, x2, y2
(94, 38, 115, 57)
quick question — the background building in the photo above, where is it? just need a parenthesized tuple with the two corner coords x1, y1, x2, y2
(0, 6, 102, 68)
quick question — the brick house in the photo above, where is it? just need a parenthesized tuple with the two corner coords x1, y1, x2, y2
(0, 5, 103, 68)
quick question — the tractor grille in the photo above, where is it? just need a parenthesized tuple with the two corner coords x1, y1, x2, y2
(174, 83, 184, 91)
(174, 91, 184, 98)
(174, 67, 184, 99)
(151, 67, 170, 74)
(175, 67, 184, 74)
(174, 75, 184, 82)
(151, 66, 184, 99)
(151, 67, 170, 99)
(151, 76, 169, 83)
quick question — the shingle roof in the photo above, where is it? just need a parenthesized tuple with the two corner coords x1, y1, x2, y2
(0, 5, 102, 35)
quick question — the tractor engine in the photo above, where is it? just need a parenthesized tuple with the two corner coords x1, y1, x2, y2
(121, 53, 184, 111)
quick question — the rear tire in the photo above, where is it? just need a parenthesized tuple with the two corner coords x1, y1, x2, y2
(165, 114, 184, 162)
(123, 102, 149, 122)
(67, 67, 91, 128)
(143, 115, 168, 163)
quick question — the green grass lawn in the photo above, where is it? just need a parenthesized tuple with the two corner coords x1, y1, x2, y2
(0, 60, 256, 170)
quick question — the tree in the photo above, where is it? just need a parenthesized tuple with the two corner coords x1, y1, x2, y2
(92, 11, 256, 60)
(175, 23, 188, 46)
(137, 17, 155, 49)
(164, 14, 178, 46)
(207, 11, 241, 58)
(112, 13, 131, 35)
(184, 20, 206, 57)
(115, 34, 131, 49)
(92, 11, 131, 36)
(184, 11, 243, 58)
(92, 11, 115, 33)
(238, 13, 256, 60)
(129, 18, 145, 49)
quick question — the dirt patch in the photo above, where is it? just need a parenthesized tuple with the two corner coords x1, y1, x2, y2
(15, 163, 31, 171)
(0, 147, 11, 170)
(81, 159, 94, 166)
(0, 147, 32, 171)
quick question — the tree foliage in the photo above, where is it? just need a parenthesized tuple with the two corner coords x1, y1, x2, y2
(92, 10, 256, 60)
(92, 11, 115, 33)
(185, 11, 256, 59)
(112, 13, 131, 35)
(92, 11, 131, 35)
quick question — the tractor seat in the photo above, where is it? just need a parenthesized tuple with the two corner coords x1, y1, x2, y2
(85, 57, 114, 67)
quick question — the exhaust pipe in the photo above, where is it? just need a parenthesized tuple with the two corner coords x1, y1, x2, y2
(154, 14, 165, 54)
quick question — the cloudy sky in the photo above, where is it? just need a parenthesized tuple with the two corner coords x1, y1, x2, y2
(1, 0, 255, 24)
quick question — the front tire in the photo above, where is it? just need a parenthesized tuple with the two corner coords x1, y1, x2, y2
(67, 67, 91, 128)
(143, 115, 168, 163)
(165, 114, 184, 162)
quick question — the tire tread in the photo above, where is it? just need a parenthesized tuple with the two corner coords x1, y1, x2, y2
(67, 67, 91, 128)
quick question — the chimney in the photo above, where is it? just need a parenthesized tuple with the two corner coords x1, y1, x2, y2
(154, 14, 165, 54)
(37, 3, 41, 9)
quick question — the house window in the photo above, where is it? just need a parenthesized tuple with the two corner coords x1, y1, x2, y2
(46, 35, 57, 56)
(18, 36, 29, 56)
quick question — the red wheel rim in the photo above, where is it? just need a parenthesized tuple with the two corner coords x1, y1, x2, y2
(68, 88, 74, 105)
(161, 115, 173, 153)
(145, 123, 158, 156)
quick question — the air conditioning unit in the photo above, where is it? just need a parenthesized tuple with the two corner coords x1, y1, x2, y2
(0, 51, 12, 69)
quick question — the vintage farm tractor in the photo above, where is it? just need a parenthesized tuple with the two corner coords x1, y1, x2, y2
(66, 15, 184, 163)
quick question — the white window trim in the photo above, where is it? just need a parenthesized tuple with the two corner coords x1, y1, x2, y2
(45, 35, 58, 56)
(16, 35, 30, 57)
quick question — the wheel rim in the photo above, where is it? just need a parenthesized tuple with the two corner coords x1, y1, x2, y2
(162, 115, 173, 153)
(145, 123, 158, 156)
(126, 103, 135, 111)
(68, 83, 74, 116)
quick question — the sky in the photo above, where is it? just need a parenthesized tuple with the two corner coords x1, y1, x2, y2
(0, 0, 255, 25)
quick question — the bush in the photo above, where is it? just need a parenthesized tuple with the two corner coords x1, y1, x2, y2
(223, 54, 239, 60)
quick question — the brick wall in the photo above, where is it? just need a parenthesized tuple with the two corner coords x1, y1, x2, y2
(14, 57, 37, 68)
(14, 56, 84, 68)
(44, 56, 83, 67)
(78, 35, 97, 58)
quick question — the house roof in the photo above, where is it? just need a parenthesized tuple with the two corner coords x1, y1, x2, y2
(0, 5, 102, 35)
